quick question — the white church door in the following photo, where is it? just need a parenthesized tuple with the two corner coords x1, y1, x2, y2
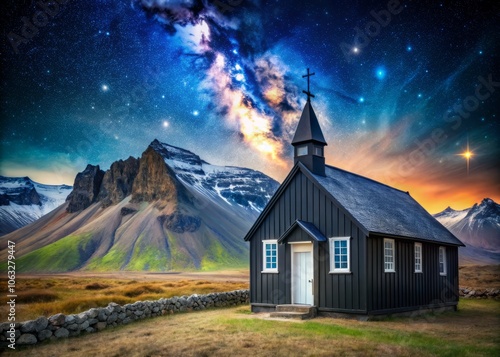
(291, 243, 314, 305)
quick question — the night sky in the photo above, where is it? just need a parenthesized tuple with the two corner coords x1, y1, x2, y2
(1, 0, 499, 213)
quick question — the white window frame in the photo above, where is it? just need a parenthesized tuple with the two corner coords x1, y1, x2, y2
(329, 237, 351, 273)
(384, 238, 395, 273)
(297, 145, 308, 156)
(262, 240, 278, 273)
(439, 246, 447, 276)
(414, 242, 422, 273)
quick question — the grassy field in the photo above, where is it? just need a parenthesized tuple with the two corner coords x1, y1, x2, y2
(0, 265, 497, 322)
(459, 264, 500, 288)
(0, 271, 249, 322)
(3, 298, 499, 356)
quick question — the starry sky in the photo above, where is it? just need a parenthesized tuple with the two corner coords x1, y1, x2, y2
(1, 0, 499, 213)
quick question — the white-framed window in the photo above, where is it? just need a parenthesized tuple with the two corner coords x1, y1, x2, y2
(297, 145, 308, 156)
(439, 246, 447, 276)
(314, 146, 323, 156)
(414, 243, 422, 273)
(384, 238, 395, 272)
(262, 240, 278, 273)
(329, 237, 350, 273)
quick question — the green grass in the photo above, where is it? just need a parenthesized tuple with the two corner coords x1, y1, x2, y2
(6, 299, 499, 357)
(9, 234, 94, 272)
(200, 232, 248, 271)
(219, 299, 500, 356)
(165, 231, 197, 270)
(84, 247, 128, 271)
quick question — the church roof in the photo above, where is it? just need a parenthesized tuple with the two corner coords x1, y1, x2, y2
(244, 163, 463, 246)
(291, 100, 327, 145)
(311, 165, 464, 246)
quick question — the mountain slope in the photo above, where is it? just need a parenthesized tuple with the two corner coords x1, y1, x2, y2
(434, 198, 500, 265)
(0, 176, 72, 235)
(0, 140, 279, 272)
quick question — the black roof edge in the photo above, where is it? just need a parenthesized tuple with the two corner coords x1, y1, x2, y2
(369, 232, 466, 247)
(278, 219, 328, 244)
(292, 139, 329, 146)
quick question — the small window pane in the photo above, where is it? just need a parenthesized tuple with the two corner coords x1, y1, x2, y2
(263, 241, 278, 272)
(384, 239, 395, 272)
(330, 238, 350, 273)
(297, 146, 308, 156)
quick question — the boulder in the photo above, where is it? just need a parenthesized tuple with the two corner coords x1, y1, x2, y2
(20, 320, 36, 333)
(54, 328, 69, 338)
(34, 317, 48, 332)
(17, 334, 37, 345)
(38, 329, 52, 341)
(49, 313, 66, 326)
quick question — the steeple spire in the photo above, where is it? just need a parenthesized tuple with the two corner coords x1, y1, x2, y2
(291, 68, 328, 176)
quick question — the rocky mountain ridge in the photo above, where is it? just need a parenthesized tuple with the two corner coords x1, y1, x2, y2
(0, 140, 279, 272)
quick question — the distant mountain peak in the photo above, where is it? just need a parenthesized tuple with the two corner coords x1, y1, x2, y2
(0, 177, 72, 234)
(149, 139, 205, 168)
(480, 198, 496, 206)
(434, 197, 500, 263)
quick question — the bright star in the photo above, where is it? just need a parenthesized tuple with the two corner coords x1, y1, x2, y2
(418, 93, 422, 98)
(358, 97, 365, 103)
(458, 140, 474, 174)
(101, 84, 109, 92)
(406, 45, 412, 51)
(163, 121, 169, 128)
(235, 73, 244, 81)
(193, 110, 199, 116)
(375, 67, 386, 80)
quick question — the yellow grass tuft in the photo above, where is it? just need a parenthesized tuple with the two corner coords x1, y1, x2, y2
(16, 290, 59, 304)
(123, 284, 165, 297)
(0, 274, 248, 321)
(85, 282, 110, 290)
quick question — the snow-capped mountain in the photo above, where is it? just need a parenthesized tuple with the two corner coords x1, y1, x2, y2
(0, 140, 280, 272)
(150, 139, 275, 212)
(0, 176, 72, 235)
(434, 198, 500, 264)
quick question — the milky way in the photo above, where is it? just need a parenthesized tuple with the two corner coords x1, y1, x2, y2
(0, 0, 499, 212)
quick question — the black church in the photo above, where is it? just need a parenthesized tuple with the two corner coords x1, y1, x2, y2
(244, 69, 464, 318)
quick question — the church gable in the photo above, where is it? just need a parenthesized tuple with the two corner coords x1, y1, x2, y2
(246, 165, 367, 246)
(245, 164, 368, 244)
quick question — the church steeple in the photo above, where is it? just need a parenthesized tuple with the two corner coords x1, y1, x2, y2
(291, 68, 327, 176)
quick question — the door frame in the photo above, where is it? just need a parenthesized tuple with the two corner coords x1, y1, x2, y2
(290, 242, 314, 305)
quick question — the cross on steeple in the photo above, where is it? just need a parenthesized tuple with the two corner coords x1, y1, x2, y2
(302, 68, 315, 102)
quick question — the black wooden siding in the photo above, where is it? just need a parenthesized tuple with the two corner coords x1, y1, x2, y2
(249, 170, 367, 311)
(366, 236, 459, 313)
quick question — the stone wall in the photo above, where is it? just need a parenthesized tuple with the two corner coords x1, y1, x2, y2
(459, 287, 500, 299)
(0, 289, 249, 348)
